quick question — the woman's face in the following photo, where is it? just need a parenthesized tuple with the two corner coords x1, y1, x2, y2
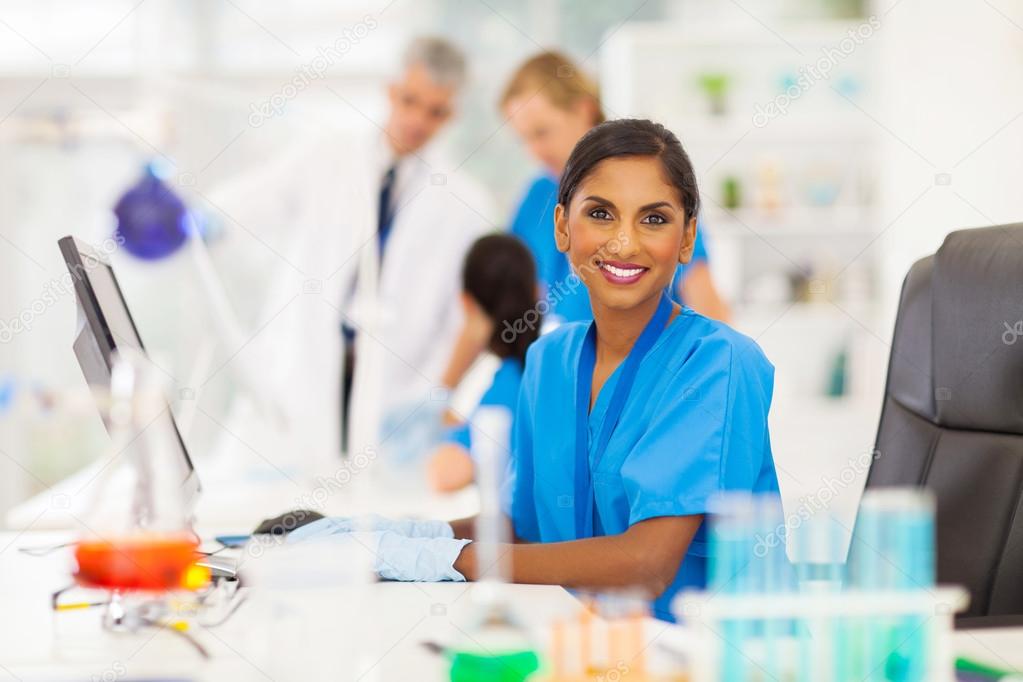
(504, 94, 594, 177)
(554, 156, 696, 313)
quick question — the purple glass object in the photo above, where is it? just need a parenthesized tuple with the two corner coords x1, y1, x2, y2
(114, 163, 189, 260)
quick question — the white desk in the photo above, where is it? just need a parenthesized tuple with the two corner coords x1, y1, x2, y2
(0, 529, 586, 681)
(0, 451, 513, 681)
(4, 528, 1023, 680)
(6, 449, 1023, 681)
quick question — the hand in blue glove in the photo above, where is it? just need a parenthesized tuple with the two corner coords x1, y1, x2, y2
(286, 514, 453, 543)
(290, 527, 471, 582)
(367, 530, 470, 582)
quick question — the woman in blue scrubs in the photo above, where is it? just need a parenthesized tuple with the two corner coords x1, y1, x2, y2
(292, 120, 777, 622)
(451, 119, 778, 620)
(426, 234, 540, 493)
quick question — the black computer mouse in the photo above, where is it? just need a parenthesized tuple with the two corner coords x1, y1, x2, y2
(252, 509, 325, 535)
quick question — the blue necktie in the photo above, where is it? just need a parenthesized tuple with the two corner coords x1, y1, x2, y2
(342, 164, 397, 445)
(344, 164, 397, 344)
(377, 165, 397, 260)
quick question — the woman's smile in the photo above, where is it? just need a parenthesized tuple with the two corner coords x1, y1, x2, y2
(555, 154, 696, 312)
(597, 259, 649, 285)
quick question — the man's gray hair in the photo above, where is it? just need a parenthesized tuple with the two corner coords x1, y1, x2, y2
(403, 36, 467, 89)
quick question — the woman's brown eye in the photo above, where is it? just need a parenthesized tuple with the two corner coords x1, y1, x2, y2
(589, 208, 611, 220)
(643, 214, 667, 225)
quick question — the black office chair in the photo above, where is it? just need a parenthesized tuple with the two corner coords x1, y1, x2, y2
(862, 223, 1023, 621)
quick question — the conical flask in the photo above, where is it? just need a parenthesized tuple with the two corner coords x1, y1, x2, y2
(72, 349, 206, 593)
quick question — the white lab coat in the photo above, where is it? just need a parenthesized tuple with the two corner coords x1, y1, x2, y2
(207, 127, 494, 471)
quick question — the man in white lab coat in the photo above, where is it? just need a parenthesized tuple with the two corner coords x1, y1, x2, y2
(342, 37, 498, 464)
(209, 37, 493, 472)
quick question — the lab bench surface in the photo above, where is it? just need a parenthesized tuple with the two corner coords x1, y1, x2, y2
(3, 530, 1023, 680)
(0, 529, 584, 681)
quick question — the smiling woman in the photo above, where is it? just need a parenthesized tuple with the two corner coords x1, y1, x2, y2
(448, 119, 780, 621)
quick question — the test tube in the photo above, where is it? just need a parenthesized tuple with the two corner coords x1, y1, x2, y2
(789, 511, 847, 586)
(788, 510, 847, 681)
(850, 488, 935, 590)
(550, 619, 566, 678)
(709, 493, 754, 682)
(708, 493, 795, 682)
(469, 406, 513, 583)
(593, 590, 648, 678)
(579, 598, 594, 675)
(849, 488, 935, 682)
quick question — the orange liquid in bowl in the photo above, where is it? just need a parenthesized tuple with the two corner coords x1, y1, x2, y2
(74, 534, 202, 592)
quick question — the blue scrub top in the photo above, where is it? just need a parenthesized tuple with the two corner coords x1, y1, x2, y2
(508, 308, 778, 621)
(510, 174, 710, 323)
(444, 357, 524, 453)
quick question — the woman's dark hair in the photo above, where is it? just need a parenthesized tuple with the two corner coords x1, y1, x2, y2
(462, 233, 539, 364)
(557, 118, 700, 222)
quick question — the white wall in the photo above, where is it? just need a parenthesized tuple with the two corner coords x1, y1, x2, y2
(877, 0, 1023, 325)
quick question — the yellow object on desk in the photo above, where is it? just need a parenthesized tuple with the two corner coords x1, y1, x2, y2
(54, 601, 104, 611)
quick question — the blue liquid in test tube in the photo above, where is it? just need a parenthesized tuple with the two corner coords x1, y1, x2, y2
(849, 488, 935, 682)
(708, 493, 795, 682)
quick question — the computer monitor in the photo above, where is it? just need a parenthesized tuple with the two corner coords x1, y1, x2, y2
(58, 235, 200, 515)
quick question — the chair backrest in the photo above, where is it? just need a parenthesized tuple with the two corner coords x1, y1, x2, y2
(865, 224, 1023, 618)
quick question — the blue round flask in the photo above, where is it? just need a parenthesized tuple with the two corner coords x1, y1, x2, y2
(114, 163, 189, 260)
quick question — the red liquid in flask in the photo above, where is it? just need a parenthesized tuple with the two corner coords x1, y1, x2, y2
(74, 534, 200, 592)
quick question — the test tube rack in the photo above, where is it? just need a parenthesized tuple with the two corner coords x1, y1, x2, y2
(671, 585, 969, 682)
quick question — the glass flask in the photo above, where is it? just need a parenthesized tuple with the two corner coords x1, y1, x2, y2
(113, 162, 189, 260)
(72, 349, 207, 596)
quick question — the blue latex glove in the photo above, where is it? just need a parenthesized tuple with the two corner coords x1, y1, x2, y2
(290, 528, 471, 582)
(286, 514, 454, 542)
(370, 530, 471, 582)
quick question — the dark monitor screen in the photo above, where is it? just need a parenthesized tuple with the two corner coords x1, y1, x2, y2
(58, 235, 200, 507)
